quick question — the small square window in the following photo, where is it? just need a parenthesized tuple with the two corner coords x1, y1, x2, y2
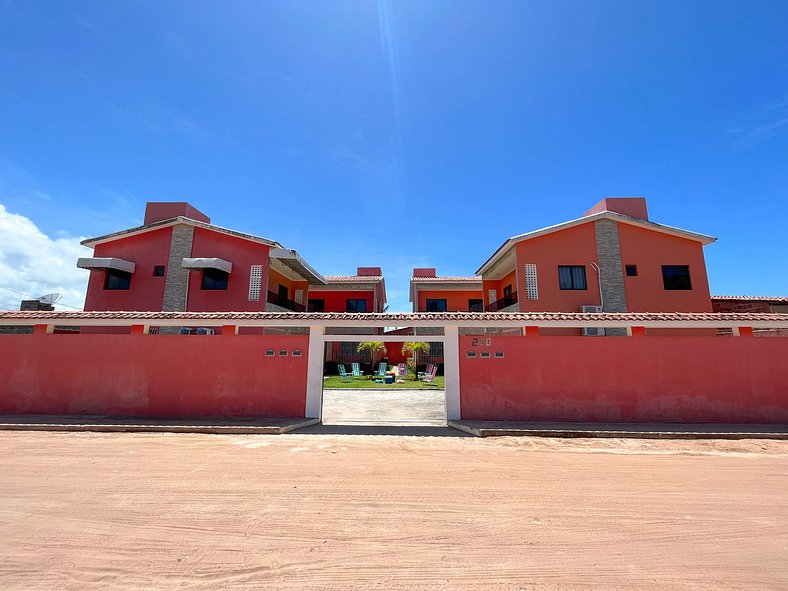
(105, 269, 132, 290)
(480, 351, 491, 358)
(278, 350, 288, 356)
(153, 265, 166, 277)
(494, 351, 504, 358)
(625, 265, 638, 277)
(202, 268, 229, 290)
(662, 265, 692, 290)
(292, 350, 302, 357)
(264, 349, 275, 357)
(466, 351, 477, 358)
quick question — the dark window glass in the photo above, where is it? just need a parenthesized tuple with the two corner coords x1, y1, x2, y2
(308, 299, 325, 312)
(105, 269, 132, 290)
(468, 299, 484, 312)
(662, 265, 692, 290)
(425, 299, 447, 312)
(346, 299, 367, 313)
(153, 265, 165, 277)
(558, 266, 587, 290)
(625, 265, 638, 277)
(503, 284, 513, 297)
(202, 268, 229, 290)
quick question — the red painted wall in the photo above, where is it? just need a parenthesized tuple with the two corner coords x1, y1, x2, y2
(416, 289, 484, 312)
(514, 222, 602, 313)
(618, 224, 712, 313)
(84, 227, 173, 312)
(0, 334, 308, 418)
(459, 335, 788, 423)
(308, 290, 374, 313)
(187, 228, 270, 312)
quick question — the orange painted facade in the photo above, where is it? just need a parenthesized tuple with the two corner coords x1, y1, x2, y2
(416, 289, 484, 312)
(617, 224, 711, 312)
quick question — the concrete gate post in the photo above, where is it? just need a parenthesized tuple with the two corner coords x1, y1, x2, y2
(444, 325, 461, 420)
(305, 325, 325, 419)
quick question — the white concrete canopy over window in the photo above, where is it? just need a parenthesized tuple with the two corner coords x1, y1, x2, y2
(77, 257, 136, 273)
(181, 258, 233, 273)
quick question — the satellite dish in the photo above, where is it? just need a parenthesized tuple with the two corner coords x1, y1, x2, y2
(37, 293, 63, 305)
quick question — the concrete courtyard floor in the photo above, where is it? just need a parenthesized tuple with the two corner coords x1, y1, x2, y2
(321, 387, 447, 426)
(1, 431, 787, 590)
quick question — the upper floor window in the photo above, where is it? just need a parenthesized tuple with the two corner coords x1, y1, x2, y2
(426, 299, 447, 312)
(468, 298, 484, 312)
(308, 299, 325, 312)
(153, 265, 166, 277)
(202, 268, 229, 290)
(625, 265, 638, 277)
(662, 265, 692, 290)
(105, 269, 132, 290)
(558, 266, 587, 290)
(346, 298, 367, 313)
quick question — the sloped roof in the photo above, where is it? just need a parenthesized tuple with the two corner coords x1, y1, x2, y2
(324, 275, 384, 282)
(410, 276, 481, 282)
(712, 295, 788, 303)
(476, 211, 717, 276)
(81, 216, 282, 249)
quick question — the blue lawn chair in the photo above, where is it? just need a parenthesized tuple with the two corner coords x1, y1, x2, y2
(351, 362, 364, 378)
(338, 364, 352, 381)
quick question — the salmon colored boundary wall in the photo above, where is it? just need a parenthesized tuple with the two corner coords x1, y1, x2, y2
(0, 334, 308, 418)
(459, 336, 788, 423)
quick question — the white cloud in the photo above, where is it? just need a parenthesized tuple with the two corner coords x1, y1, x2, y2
(0, 203, 90, 310)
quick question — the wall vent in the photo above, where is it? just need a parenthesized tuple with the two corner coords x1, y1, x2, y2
(524, 264, 538, 300)
(249, 265, 263, 301)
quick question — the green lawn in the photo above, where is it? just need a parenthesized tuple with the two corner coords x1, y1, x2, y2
(323, 375, 445, 389)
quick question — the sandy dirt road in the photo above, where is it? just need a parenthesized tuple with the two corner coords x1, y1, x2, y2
(0, 431, 786, 590)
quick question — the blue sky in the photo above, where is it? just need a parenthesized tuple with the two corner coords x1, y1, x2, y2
(0, 1, 786, 311)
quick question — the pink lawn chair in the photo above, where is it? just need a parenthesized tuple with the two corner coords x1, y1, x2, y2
(420, 364, 438, 383)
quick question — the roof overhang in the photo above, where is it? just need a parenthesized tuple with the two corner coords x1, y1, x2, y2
(475, 211, 717, 277)
(77, 257, 136, 273)
(81, 217, 281, 249)
(269, 248, 326, 285)
(181, 258, 233, 273)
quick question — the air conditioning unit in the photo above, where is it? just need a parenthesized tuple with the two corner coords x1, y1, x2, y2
(580, 305, 604, 336)
(581, 327, 606, 336)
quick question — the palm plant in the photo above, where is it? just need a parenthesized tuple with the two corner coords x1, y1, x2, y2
(402, 341, 430, 373)
(357, 341, 387, 372)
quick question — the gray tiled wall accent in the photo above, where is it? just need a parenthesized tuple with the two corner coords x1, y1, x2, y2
(594, 219, 628, 336)
(160, 224, 194, 334)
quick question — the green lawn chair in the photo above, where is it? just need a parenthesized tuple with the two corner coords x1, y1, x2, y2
(373, 362, 387, 382)
(351, 362, 364, 378)
(337, 364, 352, 381)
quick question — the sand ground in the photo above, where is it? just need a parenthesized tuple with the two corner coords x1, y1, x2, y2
(1, 431, 786, 590)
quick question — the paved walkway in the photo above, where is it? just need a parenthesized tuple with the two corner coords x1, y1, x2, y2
(321, 388, 446, 426)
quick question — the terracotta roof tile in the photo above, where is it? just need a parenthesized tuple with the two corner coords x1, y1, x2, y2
(712, 295, 788, 303)
(410, 276, 481, 282)
(324, 275, 383, 282)
(1, 310, 786, 325)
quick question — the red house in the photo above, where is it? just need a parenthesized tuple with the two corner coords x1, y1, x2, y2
(409, 268, 483, 312)
(476, 198, 716, 322)
(77, 202, 328, 320)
